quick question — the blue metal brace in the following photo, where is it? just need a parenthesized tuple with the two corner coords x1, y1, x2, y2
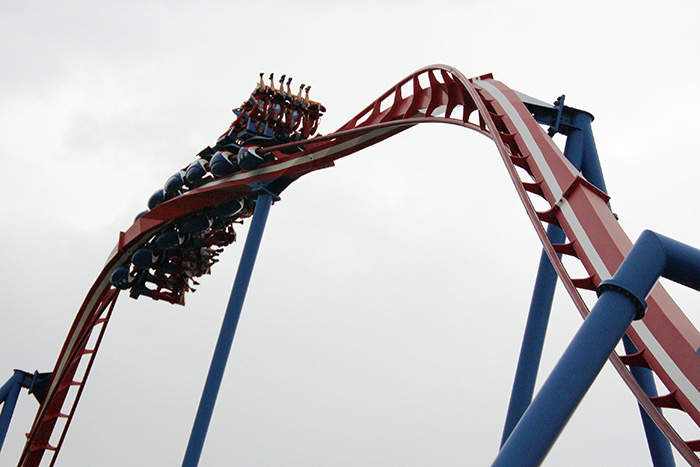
(182, 192, 275, 467)
(547, 95, 566, 137)
(0, 370, 51, 452)
(0, 372, 24, 452)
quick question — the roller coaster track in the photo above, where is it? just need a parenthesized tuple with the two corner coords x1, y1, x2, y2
(17, 64, 700, 466)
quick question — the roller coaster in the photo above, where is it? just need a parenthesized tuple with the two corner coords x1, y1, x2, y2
(3, 64, 700, 466)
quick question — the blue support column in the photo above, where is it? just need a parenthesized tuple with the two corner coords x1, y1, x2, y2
(500, 224, 564, 446)
(493, 230, 700, 466)
(573, 111, 608, 194)
(182, 192, 274, 467)
(0, 371, 25, 452)
(622, 335, 675, 466)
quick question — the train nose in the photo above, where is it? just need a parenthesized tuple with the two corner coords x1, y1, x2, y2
(148, 189, 166, 210)
(213, 199, 245, 220)
(237, 146, 264, 171)
(110, 266, 132, 289)
(132, 248, 154, 270)
(210, 151, 236, 177)
(181, 213, 212, 235)
(164, 171, 185, 195)
(185, 159, 209, 185)
(155, 229, 184, 250)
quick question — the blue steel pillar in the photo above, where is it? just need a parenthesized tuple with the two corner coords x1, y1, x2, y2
(0, 371, 24, 452)
(573, 111, 607, 194)
(500, 224, 564, 446)
(493, 230, 700, 466)
(622, 335, 675, 466)
(182, 192, 274, 467)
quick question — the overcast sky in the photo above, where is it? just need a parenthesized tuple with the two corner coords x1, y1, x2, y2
(2, 1, 700, 466)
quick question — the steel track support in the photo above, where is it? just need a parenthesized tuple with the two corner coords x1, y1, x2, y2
(0, 371, 24, 452)
(622, 335, 676, 466)
(182, 192, 274, 467)
(572, 111, 607, 195)
(0, 369, 50, 455)
(500, 223, 564, 446)
(493, 230, 700, 466)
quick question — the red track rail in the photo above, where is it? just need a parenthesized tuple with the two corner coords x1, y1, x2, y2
(19, 65, 700, 465)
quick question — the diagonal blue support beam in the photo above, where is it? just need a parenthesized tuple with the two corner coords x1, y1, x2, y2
(493, 230, 700, 466)
(0, 371, 25, 452)
(500, 223, 564, 446)
(622, 335, 675, 466)
(182, 192, 274, 467)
